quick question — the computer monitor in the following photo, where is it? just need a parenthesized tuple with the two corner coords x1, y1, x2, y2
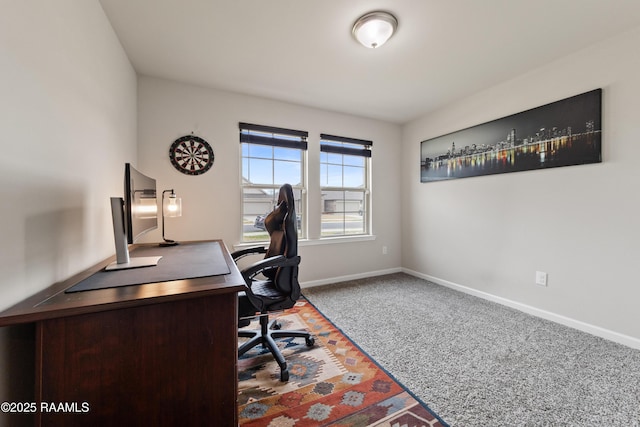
(106, 163, 162, 271)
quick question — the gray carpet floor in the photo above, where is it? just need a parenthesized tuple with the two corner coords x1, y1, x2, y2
(302, 273, 640, 427)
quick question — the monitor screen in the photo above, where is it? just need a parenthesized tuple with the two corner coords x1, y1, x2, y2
(125, 163, 158, 244)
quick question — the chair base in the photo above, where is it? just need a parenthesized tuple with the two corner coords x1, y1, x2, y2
(239, 314, 315, 382)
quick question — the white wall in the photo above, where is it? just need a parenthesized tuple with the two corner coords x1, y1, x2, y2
(0, 1, 137, 423)
(137, 77, 402, 284)
(402, 27, 640, 346)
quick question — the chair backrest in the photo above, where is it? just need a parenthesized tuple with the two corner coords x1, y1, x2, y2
(263, 184, 300, 300)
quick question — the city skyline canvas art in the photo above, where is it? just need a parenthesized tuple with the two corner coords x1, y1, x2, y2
(420, 89, 602, 182)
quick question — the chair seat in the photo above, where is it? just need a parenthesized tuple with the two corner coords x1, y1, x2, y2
(238, 279, 289, 319)
(251, 279, 285, 299)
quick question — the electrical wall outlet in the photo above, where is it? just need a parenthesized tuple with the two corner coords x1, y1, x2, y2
(382, 246, 388, 255)
(535, 271, 548, 286)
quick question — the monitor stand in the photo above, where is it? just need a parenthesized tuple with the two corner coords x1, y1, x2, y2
(105, 256, 162, 271)
(106, 197, 162, 271)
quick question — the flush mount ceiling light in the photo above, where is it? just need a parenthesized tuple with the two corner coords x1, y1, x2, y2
(352, 11, 398, 49)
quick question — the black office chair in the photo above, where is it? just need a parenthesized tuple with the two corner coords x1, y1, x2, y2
(232, 183, 314, 382)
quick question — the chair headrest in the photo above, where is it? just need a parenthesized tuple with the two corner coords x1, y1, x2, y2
(279, 184, 297, 258)
(263, 184, 297, 259)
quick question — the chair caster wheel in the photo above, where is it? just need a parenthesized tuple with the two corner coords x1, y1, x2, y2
(280, 369, 289, 382)
(272, 321, 281, 330)
(305, 336, 315, 347)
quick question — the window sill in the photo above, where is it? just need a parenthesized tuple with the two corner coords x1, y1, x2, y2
(300, 235, 376, 246)
(234, 234, 376, 251)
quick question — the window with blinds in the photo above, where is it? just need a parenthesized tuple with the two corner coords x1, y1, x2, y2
(240, 122, 307, 242)
(320, 134, 372, 237)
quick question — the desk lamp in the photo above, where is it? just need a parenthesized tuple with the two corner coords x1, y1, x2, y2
(161, 189, 182, 246)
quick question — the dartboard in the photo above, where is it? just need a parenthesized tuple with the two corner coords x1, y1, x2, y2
(169, 135, 214, 175)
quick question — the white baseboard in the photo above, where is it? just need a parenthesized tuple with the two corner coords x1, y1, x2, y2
(402, 268, 640, 351)
(301, 267, 403, 289)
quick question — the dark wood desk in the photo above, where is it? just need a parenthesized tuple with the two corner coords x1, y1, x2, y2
(0, 240, 245, 427)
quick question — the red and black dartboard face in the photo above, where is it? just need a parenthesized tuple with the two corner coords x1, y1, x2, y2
(169, 135, 214, 175)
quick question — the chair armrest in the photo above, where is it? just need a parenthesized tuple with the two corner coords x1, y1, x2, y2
(241, 255, 301, 282)
(231, 246, 267, 262)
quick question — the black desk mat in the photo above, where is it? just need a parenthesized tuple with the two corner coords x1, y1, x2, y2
(66, 241, 231, 293)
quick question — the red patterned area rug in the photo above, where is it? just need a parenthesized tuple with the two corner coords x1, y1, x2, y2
(238, 299, 448, 427)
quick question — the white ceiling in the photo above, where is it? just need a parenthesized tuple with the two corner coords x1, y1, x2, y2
(99, 0, 640, 124)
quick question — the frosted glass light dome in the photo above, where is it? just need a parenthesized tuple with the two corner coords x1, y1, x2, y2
(352, 11, 398, 49)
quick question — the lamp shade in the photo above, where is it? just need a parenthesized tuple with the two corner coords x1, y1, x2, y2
(352, 11, 398, 49)
(163, 193, 182, 218)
